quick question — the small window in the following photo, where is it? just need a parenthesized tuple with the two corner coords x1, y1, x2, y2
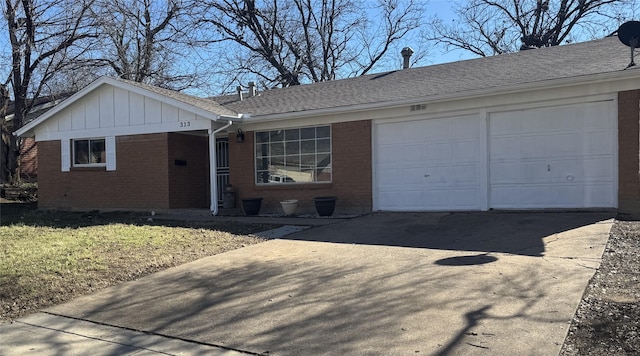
(73, 138, 106, 166)
(255, 126, 331, 184)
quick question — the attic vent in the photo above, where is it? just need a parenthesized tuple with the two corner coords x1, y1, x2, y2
(410, 104, 427, 111)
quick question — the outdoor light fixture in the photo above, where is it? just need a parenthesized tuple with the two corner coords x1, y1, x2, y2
(236, 128, 245, 143)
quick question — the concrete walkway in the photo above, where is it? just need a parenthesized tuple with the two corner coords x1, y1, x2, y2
(0, 212, 614, 355)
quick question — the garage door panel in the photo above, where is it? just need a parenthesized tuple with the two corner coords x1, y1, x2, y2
(402, 167, 428, 185)
(489, 101, 615, 209)
(425, 189, 478, 208)
(491, 185, 552, 208)
(379, 190, 424, 210)
(401, 144, 425, 162)
(453, 140, 479, 162)
(582, 184, 615, 206)
(491, 160, 549, 183)
(426, 142, 452, 161)
(582, 157, 615, 181)
(584, 131, 614, 154)
(375, 115, 481, 211)
(451, 165, 480, 184)
(377, 145, 402, 167)
(490, 137, 521, 159)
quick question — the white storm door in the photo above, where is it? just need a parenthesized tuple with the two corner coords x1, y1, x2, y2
(375, 115, 482, 211)
(489, 101, 616, 209)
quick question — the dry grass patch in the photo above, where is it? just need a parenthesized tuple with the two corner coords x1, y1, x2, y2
(0, 203, 276, 321)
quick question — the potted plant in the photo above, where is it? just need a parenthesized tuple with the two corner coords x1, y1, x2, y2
(241, 197, 263, 216)
(280, 199, 298, 216)
(314, 196, 337, 216)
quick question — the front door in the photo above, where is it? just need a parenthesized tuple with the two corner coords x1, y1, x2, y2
(216, 137, 229, 205)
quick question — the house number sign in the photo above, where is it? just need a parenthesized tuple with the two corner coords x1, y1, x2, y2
(179, 121, 191, 128)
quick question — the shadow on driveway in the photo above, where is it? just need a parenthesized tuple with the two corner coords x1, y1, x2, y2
(286, 211, 615, 257)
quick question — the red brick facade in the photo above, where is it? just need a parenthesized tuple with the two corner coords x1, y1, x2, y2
(618, 90, 640, 215)
(168, 133, 209, 208)
(229, 120, 373, 215)
(19, 137, 37, 180)
(37, 132, 209, 211)
(33, 95, 640, 214)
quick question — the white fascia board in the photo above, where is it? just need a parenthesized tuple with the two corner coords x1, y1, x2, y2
(34, 119, 215, 142)
(15, 76, 226, 137)
(241, 69, 640, 124)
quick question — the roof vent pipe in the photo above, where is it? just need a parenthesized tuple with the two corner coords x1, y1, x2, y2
(236, 86, 243, 101)
(401, 47, 414, 69)
(248, 82, 256, 97)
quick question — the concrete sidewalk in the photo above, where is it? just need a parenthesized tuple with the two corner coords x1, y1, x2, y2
(0, 212, 614, 355)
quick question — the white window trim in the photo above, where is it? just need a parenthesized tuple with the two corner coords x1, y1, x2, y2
(72, 138, 106, 168)
(68, 137, 113, 169)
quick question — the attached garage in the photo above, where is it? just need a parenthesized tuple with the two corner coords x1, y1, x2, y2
(374, 100, 617, 211)
(375, 115, 483, 211)
(489, 100, 616, 209)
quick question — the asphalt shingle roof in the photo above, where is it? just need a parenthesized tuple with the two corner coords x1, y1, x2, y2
(214, 37, 638, 117)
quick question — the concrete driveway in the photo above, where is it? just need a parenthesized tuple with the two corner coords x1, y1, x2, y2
(1, 212, 613, 355)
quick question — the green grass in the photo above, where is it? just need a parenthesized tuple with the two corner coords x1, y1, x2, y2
(0, 203, 275, 320)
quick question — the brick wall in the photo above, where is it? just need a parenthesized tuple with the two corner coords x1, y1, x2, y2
(38, 133, 171, 211)
(229, 120, 373, 215)
(168, 133, 209, 208)
(19, 137, 37, 181)
(618, 90, 640, 215)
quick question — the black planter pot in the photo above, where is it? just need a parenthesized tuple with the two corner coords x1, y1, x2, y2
(242, 197, 263, 216)
(314, 196, 337, 216)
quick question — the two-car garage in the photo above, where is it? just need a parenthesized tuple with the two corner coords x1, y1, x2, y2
(374, 100, 617, 211)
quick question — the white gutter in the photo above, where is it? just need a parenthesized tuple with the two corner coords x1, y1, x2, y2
(209, 120, 233, 216)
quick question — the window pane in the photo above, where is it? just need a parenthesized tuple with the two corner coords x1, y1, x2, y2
(285, 141, 299, 155)
(256, 131, 269, 143)
(285, 155, 300, 168)
(256, 171, 270, 184)
(256, 158, 269, 170)
(285, 129, 299, 141)
(301, 127, 315, 139)
(316, 126, 330, 138)
(74, 140, 89, 164)
(301, 140, 315, 154)
(317, 138, 330, 153)
(90, 139, 105, 163)
(270, 130, 284, 142)
(317, 153, 331, 169)
(300, 154, 316, 169)
(271, 155, 285, 167)
(270, 142, 284, 156)
(256, 143, 269, 157)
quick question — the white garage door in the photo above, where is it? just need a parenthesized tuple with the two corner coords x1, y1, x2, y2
(489, 101, 616, 208)
(375, 115, 482, 211)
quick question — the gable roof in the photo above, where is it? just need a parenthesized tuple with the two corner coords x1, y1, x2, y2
(15, 76, 239, 137)
(216, 36, 640, 118)
(15, 36, 640, 137)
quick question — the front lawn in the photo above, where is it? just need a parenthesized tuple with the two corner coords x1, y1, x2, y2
(0, 202, 275, 321)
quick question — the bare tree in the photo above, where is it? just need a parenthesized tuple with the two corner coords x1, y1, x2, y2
(200, 0, 425, 88)
(428, 0, 636, 57)
(1, 0, 96, 183)
(88, 0, 209, 90)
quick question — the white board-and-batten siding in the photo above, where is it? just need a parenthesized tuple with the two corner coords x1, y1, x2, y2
(35, 85, 213, 142)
